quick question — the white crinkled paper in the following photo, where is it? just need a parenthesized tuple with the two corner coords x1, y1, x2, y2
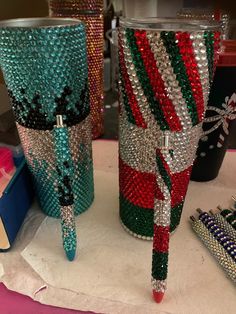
(1, 141, 236, 314)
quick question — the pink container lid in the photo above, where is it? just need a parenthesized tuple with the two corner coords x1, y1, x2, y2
(0, 147, 14, 178)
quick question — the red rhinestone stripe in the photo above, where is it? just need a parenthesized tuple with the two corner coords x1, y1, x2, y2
(134, 30, 182, 132)
(176, 32, 205, 122)
(153, 225, 170, 252)
(119, 157, 164, 209)
(118, 34, 147, 129)
(171, 166, 192, 208)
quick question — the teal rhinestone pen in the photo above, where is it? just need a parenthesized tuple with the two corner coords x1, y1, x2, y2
(53, 115, 77, 261)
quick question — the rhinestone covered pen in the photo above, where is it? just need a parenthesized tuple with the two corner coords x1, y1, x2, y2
(197, 209, 236, 261)
(210, 210, 236, 243)
(53, 115, 77, 261)
(190, 216, 236, 283)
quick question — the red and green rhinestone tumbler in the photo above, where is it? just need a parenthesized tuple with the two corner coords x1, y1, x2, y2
(118, 17, 221, 302)
(48, 0, 104, 139)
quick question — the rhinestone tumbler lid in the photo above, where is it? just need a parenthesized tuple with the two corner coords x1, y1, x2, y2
(0, 17, 83, 29)
(48, 0, 104, 15)
(120, 17, 221, 31)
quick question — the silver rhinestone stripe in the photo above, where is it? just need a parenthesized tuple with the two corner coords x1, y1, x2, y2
(170, 124, 202, 173)
(213, 214, 236, 242)
(69, 115, 92, 166)
(119, 116, 202, 174)
(119, 113, 159, 174)
(190, 32, 210, 110)
(151, 278, 167, 293)
(154, 198, 171, 227)
(120, 29, 158, 129)
(191, 219, 236, 283)
(147, 31, 193, 130)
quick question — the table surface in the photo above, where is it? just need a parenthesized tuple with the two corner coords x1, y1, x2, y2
(0, 140, 236, 314)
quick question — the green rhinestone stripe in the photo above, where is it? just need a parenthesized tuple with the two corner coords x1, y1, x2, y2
(160, 31, 198, 126)
(120, 194, 154, 238)
(170, 202, 184, 231)
(152, 251, 168, 280)
(120, 193, 183, 237)
(125, 28, 169, 131)
(156, 154, 171, 193)
(204, 31, 214, 86)
(119, 73, 137, 125)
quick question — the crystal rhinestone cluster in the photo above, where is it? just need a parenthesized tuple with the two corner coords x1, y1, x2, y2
(0, 20, 94, 218)
(118, 24, 220, 297)
(191, 218, 236, 283)
(49, 0, 104, 138)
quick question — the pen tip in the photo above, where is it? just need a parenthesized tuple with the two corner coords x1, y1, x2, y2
(153, 290, 165, 303)
(66, 249, 76, 261)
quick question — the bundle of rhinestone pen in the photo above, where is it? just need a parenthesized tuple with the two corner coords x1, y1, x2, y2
(196, 208, 236, 261)
(190, 215, 236, 283)
(209, 209, 236, 242)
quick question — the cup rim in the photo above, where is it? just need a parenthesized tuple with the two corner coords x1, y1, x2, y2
(120, 17, 221, 31)
(0, 17, 83, 29)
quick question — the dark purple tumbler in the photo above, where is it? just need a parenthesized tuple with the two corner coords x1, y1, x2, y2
(191, 40, 236, 182)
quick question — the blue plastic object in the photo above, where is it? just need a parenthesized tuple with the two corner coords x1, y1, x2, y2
(0, 160, 34, 251)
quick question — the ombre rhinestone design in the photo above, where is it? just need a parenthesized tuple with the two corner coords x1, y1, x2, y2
(53, 124, 77, 254)
(0, 21, 94, 219)
(118, 24, 220, 297)
(49, 0, 104, 139)
(17, 117, 94, 218)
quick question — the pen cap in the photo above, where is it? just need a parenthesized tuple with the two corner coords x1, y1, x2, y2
(0, 147, 14, 177)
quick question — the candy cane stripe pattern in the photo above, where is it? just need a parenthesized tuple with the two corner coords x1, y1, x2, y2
(118, 18, 221, 303)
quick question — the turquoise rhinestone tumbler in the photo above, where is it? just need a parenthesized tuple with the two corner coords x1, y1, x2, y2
(0, 18, 94, 260)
